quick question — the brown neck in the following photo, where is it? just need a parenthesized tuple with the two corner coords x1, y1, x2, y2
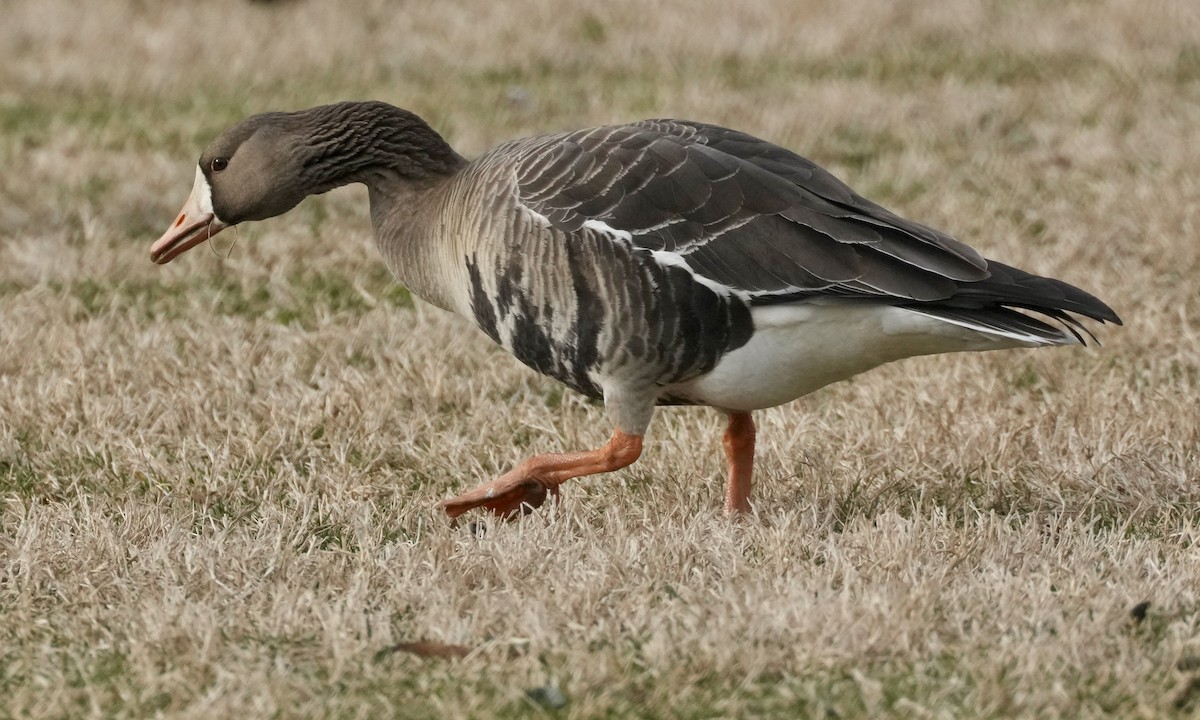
(295, 101, 468, 194)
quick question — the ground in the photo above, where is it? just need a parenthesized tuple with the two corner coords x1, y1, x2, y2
(1, 0, 1199, 717)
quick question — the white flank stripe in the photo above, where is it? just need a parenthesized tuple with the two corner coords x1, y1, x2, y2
(582, 218, 633, 242)
(651, 250, 739, 298)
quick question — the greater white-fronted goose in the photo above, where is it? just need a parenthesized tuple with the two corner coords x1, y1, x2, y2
(151, 101, 1120, 519)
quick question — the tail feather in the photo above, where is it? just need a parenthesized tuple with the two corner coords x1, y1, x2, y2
(900, 260, 1121, 346)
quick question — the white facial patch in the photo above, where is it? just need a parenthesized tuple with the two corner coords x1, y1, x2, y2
(187, 164, 218, 221)
(150, 163, 231, 263)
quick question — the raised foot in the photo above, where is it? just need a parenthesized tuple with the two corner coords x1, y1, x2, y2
(438, 474, 559, 520)
(438, 430, 644, 521)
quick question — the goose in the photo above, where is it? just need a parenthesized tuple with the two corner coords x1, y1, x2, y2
(151, 101, 1120, 519)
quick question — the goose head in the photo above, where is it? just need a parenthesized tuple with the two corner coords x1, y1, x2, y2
(151, 112, 316, 264)
(150, 101, 464, 264)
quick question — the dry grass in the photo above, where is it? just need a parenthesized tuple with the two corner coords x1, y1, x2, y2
(2, 0, 1199, 717)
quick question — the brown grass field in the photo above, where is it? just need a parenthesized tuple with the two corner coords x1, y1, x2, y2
(2, 0, 1199, 717)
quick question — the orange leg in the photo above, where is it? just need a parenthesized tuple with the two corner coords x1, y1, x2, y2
(439, 430, 643, 520)
(723, 412, 755, 514)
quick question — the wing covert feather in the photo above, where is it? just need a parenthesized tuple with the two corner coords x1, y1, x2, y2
(505, 120, 998, 304)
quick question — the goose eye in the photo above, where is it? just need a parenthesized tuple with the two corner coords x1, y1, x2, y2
(210, 157, 229, 172)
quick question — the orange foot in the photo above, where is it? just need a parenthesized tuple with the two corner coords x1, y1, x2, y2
(438, 430, 643, 521)
(438, 470, 561, 520)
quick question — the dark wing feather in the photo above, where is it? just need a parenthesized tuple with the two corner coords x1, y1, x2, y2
(510, 120, 988, 300)
(506, 119, 1120, 336)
